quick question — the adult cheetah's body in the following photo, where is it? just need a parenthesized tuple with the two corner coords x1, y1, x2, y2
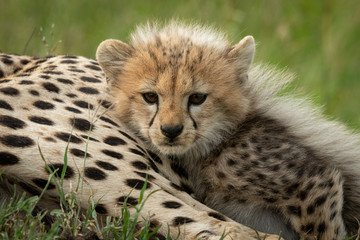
(1, 22, 360, 240)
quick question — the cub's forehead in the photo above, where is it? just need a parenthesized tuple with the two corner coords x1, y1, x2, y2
(130, 22, 230, 51)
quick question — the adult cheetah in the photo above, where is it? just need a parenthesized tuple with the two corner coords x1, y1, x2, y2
(1, 22, 360, 240)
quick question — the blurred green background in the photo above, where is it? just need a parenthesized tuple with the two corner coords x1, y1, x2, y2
(0, 0, 359, 129)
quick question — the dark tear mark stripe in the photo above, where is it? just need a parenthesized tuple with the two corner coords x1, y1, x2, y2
(149, 105, 159, 128)
(187, 104, 197, 129)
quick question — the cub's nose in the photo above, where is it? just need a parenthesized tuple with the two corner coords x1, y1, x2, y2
(161, 125, 184, 139)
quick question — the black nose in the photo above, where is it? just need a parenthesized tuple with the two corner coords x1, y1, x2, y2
(161, 125, 183, 139)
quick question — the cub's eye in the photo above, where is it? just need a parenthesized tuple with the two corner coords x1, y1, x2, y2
(142, 92, 158, 104)
(189, 94, 207, 105)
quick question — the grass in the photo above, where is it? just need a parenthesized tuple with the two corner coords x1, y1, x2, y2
(0, 0, 359, 129)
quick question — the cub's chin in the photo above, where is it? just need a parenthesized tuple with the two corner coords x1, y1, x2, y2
(155, 144, 190, 156)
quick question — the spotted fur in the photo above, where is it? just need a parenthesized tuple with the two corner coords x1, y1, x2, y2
(1, 21, 359, 240)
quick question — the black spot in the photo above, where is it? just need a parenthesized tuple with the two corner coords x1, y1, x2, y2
(297, 190, 308, 201)
(131, 161, 148, 170)
(70, 148, 91, 158)
(96, 161, 118, 171)
(57, 78, 74, 85)
(47, 163, 75, 179)
(40, 75, 51, 79)
(99, 100, 112, 109)
(0, 100, 13, 110)
(129, 148, 145, 157)
(287, 205, 302, 217)
(170, 183, 184, 191)
(301, 223, 314, 234)
(45, 137, 56, 142)
(20, 59, 30, 65)
(172, 217, 195, 226)
(69, 69, 85, 73)
(285, 182, 300, 195)
(330, 201, 337, 210)
(117, 196, 138, 206)
(104, 136, 126, 146)
(33, 100, 55, 110)
(227, 159, 237, 166)
(74, 100, 93, 109)
(148, 159, 159, 173)
(17, 73, 30, 77)
(0, 70, 3, 78)
(148, 151, 162, 164)
(18, 182, 41, 196)
(2, 58, 13, 65)
(24, 66, 39, 73)
(125, 179, 151, 190)
(29, 90, 40, 96)
(307, 205, 315, 215)
(70, 118, 92, 132)
(208, 212, 227, 221)
(80, 135, 99, 142)
(317, 222, 326, 233)
(55, 132, 82, 143)
(162, 201, 182, 209)
(264, 197, 278, 203)
(99, 116, 119, 127)
(32, 178, 55, 190)
(0, 87, 19, 96)
(84, 167, 107, 180)
(314, 194, 327, 207)
(170, 162, 189, 179)
(0, 115, 26, 129)
(180, 182, 193, 194)
(42, 83, 60, 93)
(78, 87, 99, 95)
(80, 76, 102, 83)
(20, 80, 34, 85)
(65, 107, 82, 114)
(60, 60, 77, 64)
(0, 79, 10, 84)
(119, 130, 137, 143)
(94, 204, 108, 214)
(29, 116, 54, 125)
(0, 135, 34, 147)
(0, 152, 20, 165)
(134, 171, 154, 181)
(216, 171, 226, 179)
(34, 59, 47, 65)
(66, 93, 77, 98)
(84, 65, 102, 71)
(150, 219, 161, 229)
(53, 98, 64, 103)
(43, 71, 62, 75)
(102, 150, 123, 160)
(330, 211, 337, 221)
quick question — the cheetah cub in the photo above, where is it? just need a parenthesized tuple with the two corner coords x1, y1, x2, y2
(97, 22, 360, 240)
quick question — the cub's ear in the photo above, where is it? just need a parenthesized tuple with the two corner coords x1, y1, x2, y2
(227, 36, 255, 75)
(96, 39, 133, 82)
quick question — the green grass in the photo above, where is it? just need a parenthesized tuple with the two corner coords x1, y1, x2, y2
(0, 0, 359, 129)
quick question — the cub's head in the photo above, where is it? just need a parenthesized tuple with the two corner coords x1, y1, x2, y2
(96, 22, 254, 156)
